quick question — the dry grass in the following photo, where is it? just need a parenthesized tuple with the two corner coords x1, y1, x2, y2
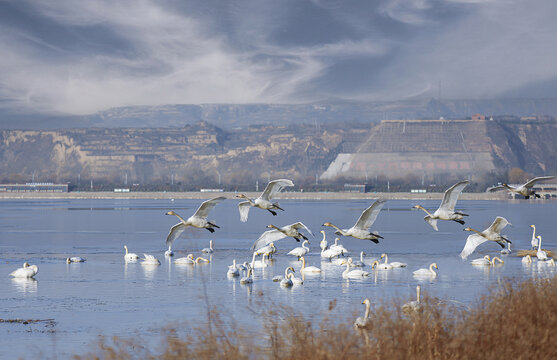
(75, 276, 557, 360)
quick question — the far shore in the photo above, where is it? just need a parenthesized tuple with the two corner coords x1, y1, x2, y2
(0, 191, 517, 201)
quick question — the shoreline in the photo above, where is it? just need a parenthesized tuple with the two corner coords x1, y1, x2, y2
(0, 191, 514, 201)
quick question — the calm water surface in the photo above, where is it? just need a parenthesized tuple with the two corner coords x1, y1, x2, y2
(1, 198, 556, 359)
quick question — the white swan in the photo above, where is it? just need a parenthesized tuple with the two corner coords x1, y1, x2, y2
(500, 242, 512, 255)
(471, 255, 503, 266)
(124, 245, 140, 262)
(201, 240, 214, 254)
(227, 262, 240, 277)
(470, 255, 491, 265)
(413, 263, 438, 277)
(413, 180, 469, 231)
(66, 257, 86, 263)
(251, 252, 270, 269)
(488, 176, 555, 199)
(354, 298, 372, 329)
(251, 222, 314, 252)
(330, 238, 349, 255)
(346, 252, 366, 267)
(522, 254, 532, 264)
(402, 286, 422, 314)
(319, 230, 328, 251)
(321, 245, 343, 260)
(10, 263, 38, 278)
(141, 254, 161, 265)
(372, 259, 393, 270)
(530, 225, 538, 250)
(547, 258, 556, 267)
(236, 179, 294, 222)
(287, 240, 310, 259)
(342, 260, 370, 278)
(459, 217, 511, 259)
(174, 254, 195, 264)
(253, 242, 276, 258)
(280, 267, 295, 287)
(240, 266, 253, 284)
(323, 199, 386, 242)
(164, 245, 174, 257)
(165, 196, 226, 247)
(381, 253, 407, 268)
(536, 235, 548, 261)
(300, 256, 321, 273)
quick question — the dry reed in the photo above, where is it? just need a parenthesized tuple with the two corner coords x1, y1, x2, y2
(74, 276, 557, 360)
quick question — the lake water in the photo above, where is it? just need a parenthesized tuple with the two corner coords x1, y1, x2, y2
(1, 198, 556, 359)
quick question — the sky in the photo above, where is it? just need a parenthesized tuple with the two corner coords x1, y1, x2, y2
(1, 0, 557, 115)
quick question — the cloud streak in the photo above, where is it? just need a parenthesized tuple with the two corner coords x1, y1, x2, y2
(0, 0, 556, 115)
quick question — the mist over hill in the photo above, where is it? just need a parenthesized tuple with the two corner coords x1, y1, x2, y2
(3, 98, 557, 130)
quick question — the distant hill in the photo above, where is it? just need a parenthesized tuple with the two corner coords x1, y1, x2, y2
(3, 98, 557, 129)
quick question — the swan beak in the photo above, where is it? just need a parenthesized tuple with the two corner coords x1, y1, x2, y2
(165, 211, 173, 215)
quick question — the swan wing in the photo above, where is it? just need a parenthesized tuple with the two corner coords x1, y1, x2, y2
(424, 216, 438, 231)
(238, 201, 251, 222)
(260, 179, 294, 201)
(250, 229, 287, 251)
(460, 233, 488, 259)
(439, 180, 469, 212)
(354, 199, 386, 230)
(290, 222, 314, 237)
(193, 196, 226, 218)
(485, 216, 510, 234)
(486, 185, 506, 193)
(523, 176, 555, 188)
(166, 223, 186, 246)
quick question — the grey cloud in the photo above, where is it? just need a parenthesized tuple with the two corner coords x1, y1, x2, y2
(0, 0, 555, 115)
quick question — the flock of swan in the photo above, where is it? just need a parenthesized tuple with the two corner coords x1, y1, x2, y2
(8, 177, 557, 327)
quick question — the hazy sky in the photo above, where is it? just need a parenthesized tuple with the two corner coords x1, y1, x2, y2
(1, 0, 556, 115)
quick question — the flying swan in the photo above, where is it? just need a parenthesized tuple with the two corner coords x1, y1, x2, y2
(323, 199, 386, 242)
(250, 222, 313, 252)
(487, 176, 555, 199)
(236, 179, 294, 222)
(165, 196, 226, 248)
(459, 216, 511, 259)
(413, 180, 469, 231)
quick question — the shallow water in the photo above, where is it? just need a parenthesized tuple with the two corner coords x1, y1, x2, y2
(1, 198, 555, 359)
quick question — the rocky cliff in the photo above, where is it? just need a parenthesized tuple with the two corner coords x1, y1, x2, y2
(1, 119, 556, 185)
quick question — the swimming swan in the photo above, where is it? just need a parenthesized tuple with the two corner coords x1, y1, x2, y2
(280, 267, 295, 287)
(287, 240, 310, 259)
(124, 245, 140, 262)
(413, 180, 469, 231)
(330, 237, 349, 255)
(165, 196, 226, 247)
(201, 240, 214, 254)
(251, 222, 314, 252)
(236, 179, 294, 222)
(471, 255, 503, 266)
(66, 257, 86, 263)
(300, 256, 321, 273)
(413, 263, 438, 277)
(536, 235, 548, 261)
(342, 260, 370, 278)
(522, 254, 532, 264)
(227, 259, 240, 277)
(530, 225, 538, 250)
(372, 259, 393, 270)
(10, 263, 38, 278)
(459, 216, 511, 259)
(323, 199, 386, 242)
(141, 254, 161, 265)
(319, 230, 328, 251)
(354, 298, 372, 329)
(240, 266, 253, 284)
(174, 254, 195, 264)
(402, 286, 422, 314)
(381, 253, 407, 268)
(488, 176, 555, 199)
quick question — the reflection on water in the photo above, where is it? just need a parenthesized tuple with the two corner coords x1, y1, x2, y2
(11, 277, 38, 294)
(1, 198, 556, 359)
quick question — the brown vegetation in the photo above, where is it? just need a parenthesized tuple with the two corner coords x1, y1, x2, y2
(75, 277, 557, 360)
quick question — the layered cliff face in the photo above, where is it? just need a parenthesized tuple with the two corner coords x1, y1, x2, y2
(1, 119, 556, 184)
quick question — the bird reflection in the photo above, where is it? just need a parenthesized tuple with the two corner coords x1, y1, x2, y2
(11, 277, 38, 294)
(142, 263, 159, 280)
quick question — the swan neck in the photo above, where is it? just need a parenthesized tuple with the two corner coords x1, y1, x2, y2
(383, 254, 388, 264)
(364, 301, 370, 319)
(124, 245, 128, 255)
(429, 264, 437, 275)
(302, 241, 309, 250)
(360, 252, 364, 262)
(417, 286, 421, 302)
(301, 257, 306, 269)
